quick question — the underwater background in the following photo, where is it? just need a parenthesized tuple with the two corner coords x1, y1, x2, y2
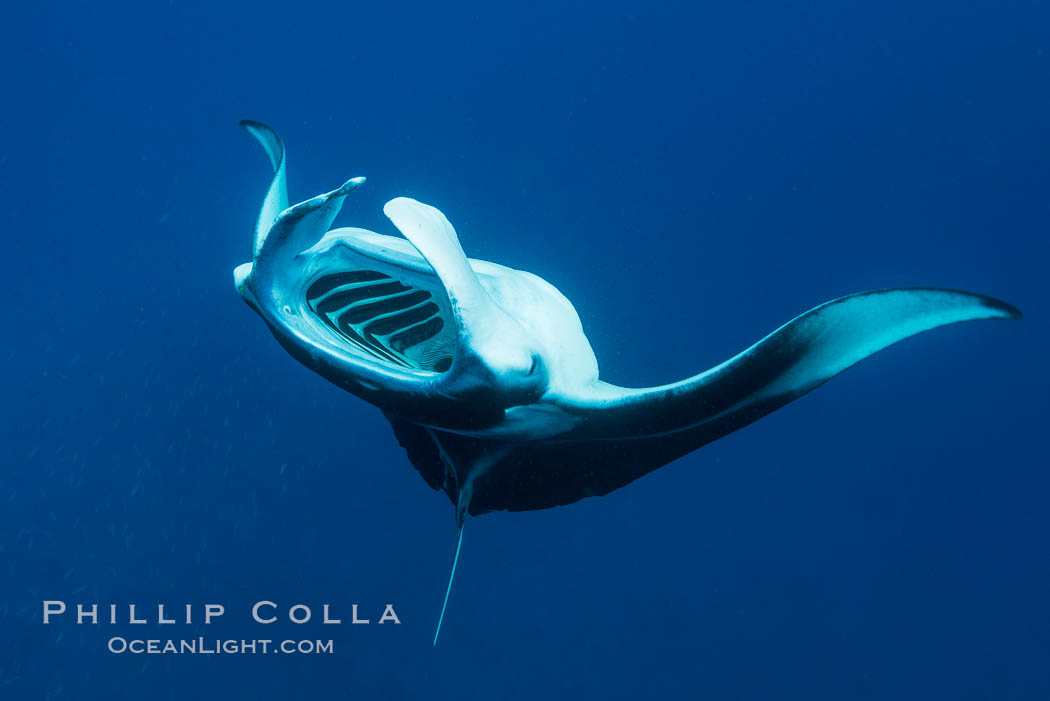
(2, 1, 1049, 698)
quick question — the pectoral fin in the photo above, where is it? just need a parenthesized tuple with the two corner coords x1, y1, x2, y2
(564, 287, 1021, 440)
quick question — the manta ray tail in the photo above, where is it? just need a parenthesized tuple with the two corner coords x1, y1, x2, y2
(433, 524, 464, 646)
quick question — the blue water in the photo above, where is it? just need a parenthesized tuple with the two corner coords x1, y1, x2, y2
(3, 2, 1048, 698)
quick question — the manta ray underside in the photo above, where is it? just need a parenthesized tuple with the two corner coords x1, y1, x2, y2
(232, 121, 1020, 642)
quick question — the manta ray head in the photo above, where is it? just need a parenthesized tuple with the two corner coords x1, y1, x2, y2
(439, 306, 549, 408)
(232, 122, 572, 426)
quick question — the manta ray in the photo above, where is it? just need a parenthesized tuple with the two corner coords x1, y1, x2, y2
(232, 120, 1020, 643)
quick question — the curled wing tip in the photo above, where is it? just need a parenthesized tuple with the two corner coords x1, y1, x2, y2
(239, 119, 285, 173)
(238, 119, 277, 139)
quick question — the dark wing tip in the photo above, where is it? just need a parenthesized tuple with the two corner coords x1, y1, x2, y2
(981, 295, 1023, 320)
(894, 287, 1022, 321)
(238, 120, 285, 173)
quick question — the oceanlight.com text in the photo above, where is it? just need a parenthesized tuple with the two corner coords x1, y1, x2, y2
(106, 637, 334, 655)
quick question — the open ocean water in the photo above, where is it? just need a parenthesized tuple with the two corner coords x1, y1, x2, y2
(2, 1, 1048, 699)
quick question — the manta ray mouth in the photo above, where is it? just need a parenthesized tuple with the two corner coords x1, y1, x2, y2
(305, 268, 456, 373)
